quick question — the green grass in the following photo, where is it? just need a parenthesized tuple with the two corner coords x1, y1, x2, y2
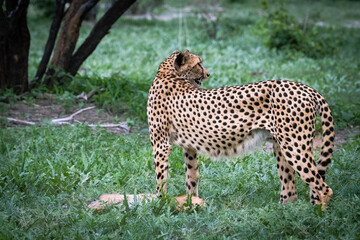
(0, 126, 359, 239)
(26, 0, 360, 126)
(1, 0, 360, 238)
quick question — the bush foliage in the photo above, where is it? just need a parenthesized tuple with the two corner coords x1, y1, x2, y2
(254, 0, 338, 58)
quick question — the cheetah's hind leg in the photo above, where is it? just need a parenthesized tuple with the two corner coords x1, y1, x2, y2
(273, 142, 298, 204)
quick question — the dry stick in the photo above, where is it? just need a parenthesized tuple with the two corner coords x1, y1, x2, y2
(51, 106, 96, 123)
(76, 88, 105, 101)
(6, 118, 36, 126)
(5, 106, 129, 131)
(4, 106, 95, 126)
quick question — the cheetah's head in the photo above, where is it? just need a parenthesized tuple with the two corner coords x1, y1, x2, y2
(171, 50, 210, 87)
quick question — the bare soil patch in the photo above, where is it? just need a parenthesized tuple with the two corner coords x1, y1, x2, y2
(1, 97, 130, 135)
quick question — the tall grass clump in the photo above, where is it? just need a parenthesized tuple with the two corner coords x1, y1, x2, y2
(70, 74, 151, 120)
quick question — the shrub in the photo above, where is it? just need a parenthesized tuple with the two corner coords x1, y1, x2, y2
(127, 0, 164, 14)
(254, 0, 338, 58)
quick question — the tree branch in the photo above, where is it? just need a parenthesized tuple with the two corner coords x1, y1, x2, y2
(49, 0, 99, 71)
(67, 0, 136, 75)
(33, 0, 65, 87)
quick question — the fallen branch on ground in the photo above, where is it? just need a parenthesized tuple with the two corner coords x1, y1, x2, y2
(51, 106, 96, 124)
(6, 118, 36, 126)
(3, 106, 130, 133)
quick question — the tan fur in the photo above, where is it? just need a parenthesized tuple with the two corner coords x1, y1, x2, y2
(147, 50, 335, 209)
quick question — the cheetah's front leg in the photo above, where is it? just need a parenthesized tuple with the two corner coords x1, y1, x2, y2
(184, 148, 199, 197)
(153, 142, 172, 195)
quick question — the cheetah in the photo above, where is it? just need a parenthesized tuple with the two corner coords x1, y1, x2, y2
(147, 50, 335, 208)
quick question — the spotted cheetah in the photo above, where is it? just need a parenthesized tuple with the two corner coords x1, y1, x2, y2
(147, 50, 335, 208)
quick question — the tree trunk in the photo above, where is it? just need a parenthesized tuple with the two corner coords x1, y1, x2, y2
(0, 0, 30, 94)
(49, 0, 99, 72)
(33, 0, 66, 87)
(43, 0, 99, 85)
(45, 0, 136, 84)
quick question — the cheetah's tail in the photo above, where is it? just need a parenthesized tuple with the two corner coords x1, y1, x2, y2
(315, 93, 335, 180)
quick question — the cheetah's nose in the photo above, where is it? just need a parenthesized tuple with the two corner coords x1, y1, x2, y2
(207, 73, 210, 77)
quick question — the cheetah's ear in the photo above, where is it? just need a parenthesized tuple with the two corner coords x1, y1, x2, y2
(174, 52, 184, 71)
(174, 50, 190, 71)
(181, 50, 190, 64)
